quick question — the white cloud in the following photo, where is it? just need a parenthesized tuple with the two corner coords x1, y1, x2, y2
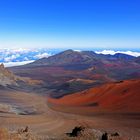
(35, 53, 51, 59)
(74, 50, 82, 52)
(0, 48, 53, 63)
(24, 57, 29, 61)
(95, 50, 140, 57)
(4, 60, 34, 67)
(4, 54, 20, 62)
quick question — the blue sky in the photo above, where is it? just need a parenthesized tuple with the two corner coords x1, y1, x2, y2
(0, 0, 140, 49)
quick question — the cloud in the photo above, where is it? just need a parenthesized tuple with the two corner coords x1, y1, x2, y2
(74, 50, 82, 52)
(35, 53, 51, 59)
(4, 54, 20, 62)
(0, 48, 53, 67)
(95, 50, 140, 57)
(0, 48, 53, 63)
(24, 57, 29, 61)
(4, 60, 34, 67)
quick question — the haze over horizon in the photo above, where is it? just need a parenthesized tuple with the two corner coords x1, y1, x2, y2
(0, 0, 140, 49)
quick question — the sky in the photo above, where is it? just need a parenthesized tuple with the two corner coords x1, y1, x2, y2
(0, 0, 140, 50)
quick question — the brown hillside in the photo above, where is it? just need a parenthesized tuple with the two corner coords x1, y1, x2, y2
(48, 79, 140, 113)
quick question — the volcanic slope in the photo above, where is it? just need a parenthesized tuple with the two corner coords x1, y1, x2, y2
(48, 79, 140, 115)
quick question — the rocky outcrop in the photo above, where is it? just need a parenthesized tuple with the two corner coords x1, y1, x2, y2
(0, 63, 18, 86)
(0, 63, 42, 87)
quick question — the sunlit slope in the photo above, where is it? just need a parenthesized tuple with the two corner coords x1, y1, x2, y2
(48, 79, 140, 113)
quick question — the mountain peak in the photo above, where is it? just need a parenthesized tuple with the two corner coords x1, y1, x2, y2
(63, 49, 74, 53)
(30, 49, 98, 66)
(58, 49, 81, 55)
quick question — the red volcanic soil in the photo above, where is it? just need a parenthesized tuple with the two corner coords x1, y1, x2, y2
(48, 79, 140, 114)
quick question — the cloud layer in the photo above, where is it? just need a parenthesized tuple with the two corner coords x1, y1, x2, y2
(95, 50, 140, 57)
(0, 48, 54, 66)
(4, 61, 34, 67)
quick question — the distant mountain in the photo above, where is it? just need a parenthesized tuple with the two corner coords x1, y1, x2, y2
(27, 49, 136, 66)
(24, 49, 140, 79)
(28, 49, 98, 66)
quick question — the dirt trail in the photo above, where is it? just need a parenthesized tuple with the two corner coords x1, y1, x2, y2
(0, 90, 140, 138)
(0, 90, 80, 137)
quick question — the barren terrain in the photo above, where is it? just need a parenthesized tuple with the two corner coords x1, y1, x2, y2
(0, 90, 140, 139)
